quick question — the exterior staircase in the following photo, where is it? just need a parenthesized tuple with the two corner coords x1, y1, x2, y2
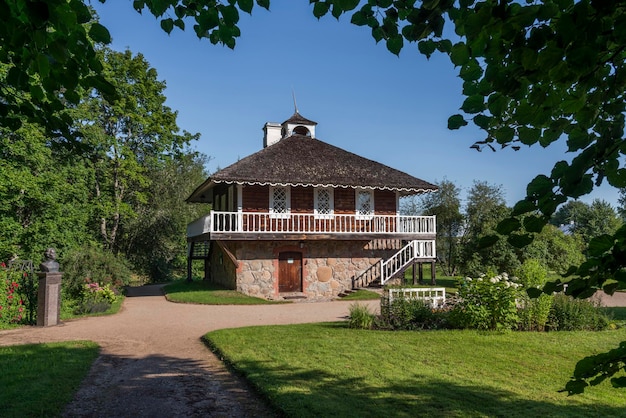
(352, 240, 436, 289)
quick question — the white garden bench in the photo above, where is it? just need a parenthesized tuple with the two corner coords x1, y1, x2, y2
(385, 287, 446, 308)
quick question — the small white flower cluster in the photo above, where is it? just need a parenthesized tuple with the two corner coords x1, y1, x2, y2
(488, 273, 521, 288)
(464, 273, 521, 289)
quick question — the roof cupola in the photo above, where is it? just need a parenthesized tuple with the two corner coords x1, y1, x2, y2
(262, 111, 318, 147)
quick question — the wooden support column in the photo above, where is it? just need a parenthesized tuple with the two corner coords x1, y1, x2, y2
(412, 262, 417, 285)
(418, 262, 424, 285)
(430, 261, 436, 285)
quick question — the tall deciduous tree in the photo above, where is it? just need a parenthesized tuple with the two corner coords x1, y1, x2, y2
(551, 199, 622, 245)
(72, 48, 199, 253)
(417, 179, 463, 276)
(459, 181, 519, 275)
(0, 124, 93, 261)
(119, 151, 210, 280)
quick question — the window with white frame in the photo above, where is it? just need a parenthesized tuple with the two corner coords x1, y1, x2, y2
(314, 188, 334, 218)
(356, 189, 374, 218)
(270, 186, 290, 218)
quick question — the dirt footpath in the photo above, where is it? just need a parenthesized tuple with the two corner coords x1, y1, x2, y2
(0, 286, 380, 417)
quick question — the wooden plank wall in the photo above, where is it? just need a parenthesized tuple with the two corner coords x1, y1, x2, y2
(240, 185, 397, 214)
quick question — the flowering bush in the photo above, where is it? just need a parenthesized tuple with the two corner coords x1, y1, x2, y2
(451, 273, 522, 331)
(0, 265, 26, 326)
(74, 279, 117, 314)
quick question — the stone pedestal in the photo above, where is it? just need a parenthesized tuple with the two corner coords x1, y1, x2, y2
(37, 272, 62, 327)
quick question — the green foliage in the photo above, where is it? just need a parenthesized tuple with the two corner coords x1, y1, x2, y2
(547, 294, 610, 332)
(0, 267, 25, 326)
(515, 259, 553, 331)
(521, 224, 585, 275)
(0, 124, 94, 262)
(417, 179, 464, 276)
(73, 280, 117, 315)
(73, 48, 200, 254)
(347, 303, 375, 329)
(0, 1, 116, 135)
(120, 152, 210, 281)
(0, 264, 37, 327)
(551, 199, 623, 245)
(61, 244, 131, 302)
(453, 273, 521, 331)
(459, 181, 520, 276)
(379, 295, 447, 330)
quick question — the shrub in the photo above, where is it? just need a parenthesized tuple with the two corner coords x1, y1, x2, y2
(515, 260, 553, 331)
(348, 303, 375, 329)
(73, 279, 117, 315)
(547, 294, 610, 331)
(0, 264, 36, 326)
(61, 245, 131, 302)
(0, 267, 23, 325)
(379, 296, 448, 330)
(451, 273, 521, 331)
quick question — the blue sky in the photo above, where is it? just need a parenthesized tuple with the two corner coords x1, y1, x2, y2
(92, 2, 620, 208)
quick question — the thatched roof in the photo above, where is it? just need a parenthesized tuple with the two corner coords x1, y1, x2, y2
(188, 134, 437, 202)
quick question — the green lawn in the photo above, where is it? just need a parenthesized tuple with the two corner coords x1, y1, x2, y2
(0, 341, 99, 418)
(163, 279, 285, 304)
(340, 289, 381, 300)
(206, 323, 626, 417)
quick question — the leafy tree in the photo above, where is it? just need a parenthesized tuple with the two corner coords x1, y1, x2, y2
(550, 200, 589, 231)
(521, 224, 584, 275)
(459, 181, 519, 276)
(0, 1, 116, 135)
(551, 199, 622, 245)
(0, 123, 94, 261)
(119, 151, 210, 280)
(71, 48, 199, 253)
(417, 179, 463, 276)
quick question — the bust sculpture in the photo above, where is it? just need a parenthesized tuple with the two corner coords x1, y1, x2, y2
(40, 247, 60, 273)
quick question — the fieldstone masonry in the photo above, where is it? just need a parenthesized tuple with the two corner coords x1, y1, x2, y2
(210, 240, 397, 301)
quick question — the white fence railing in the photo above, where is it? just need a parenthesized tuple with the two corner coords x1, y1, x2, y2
(385, 287, 446, 308)
(187, 211, 436, 237)
(380, 240, 436, 285)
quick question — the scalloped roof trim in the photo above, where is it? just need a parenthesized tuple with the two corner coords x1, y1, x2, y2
(212, 179, 437, 194)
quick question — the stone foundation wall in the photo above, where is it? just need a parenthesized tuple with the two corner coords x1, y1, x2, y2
(224, 240, 396, 301)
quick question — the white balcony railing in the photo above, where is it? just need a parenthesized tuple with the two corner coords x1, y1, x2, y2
(187, 211, 436, 237)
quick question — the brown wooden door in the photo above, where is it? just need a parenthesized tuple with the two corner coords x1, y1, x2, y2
(278, 252, 302, 292)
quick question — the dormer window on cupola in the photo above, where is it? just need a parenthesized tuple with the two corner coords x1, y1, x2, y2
(262, 110, 318, 148)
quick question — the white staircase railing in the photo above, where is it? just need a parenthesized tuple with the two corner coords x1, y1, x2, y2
(380, 240, 436, 285)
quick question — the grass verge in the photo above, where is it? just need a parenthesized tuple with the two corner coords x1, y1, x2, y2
(340, 289, 381, 300)
(206, 323, 626, 417)
(0, 341, 99, 417)
(163, 279, 285, 304)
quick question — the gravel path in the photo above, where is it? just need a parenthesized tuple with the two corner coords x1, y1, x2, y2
(0, 285, 379, 417)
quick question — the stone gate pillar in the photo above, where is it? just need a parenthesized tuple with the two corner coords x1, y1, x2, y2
(37, 247, 62, 327)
